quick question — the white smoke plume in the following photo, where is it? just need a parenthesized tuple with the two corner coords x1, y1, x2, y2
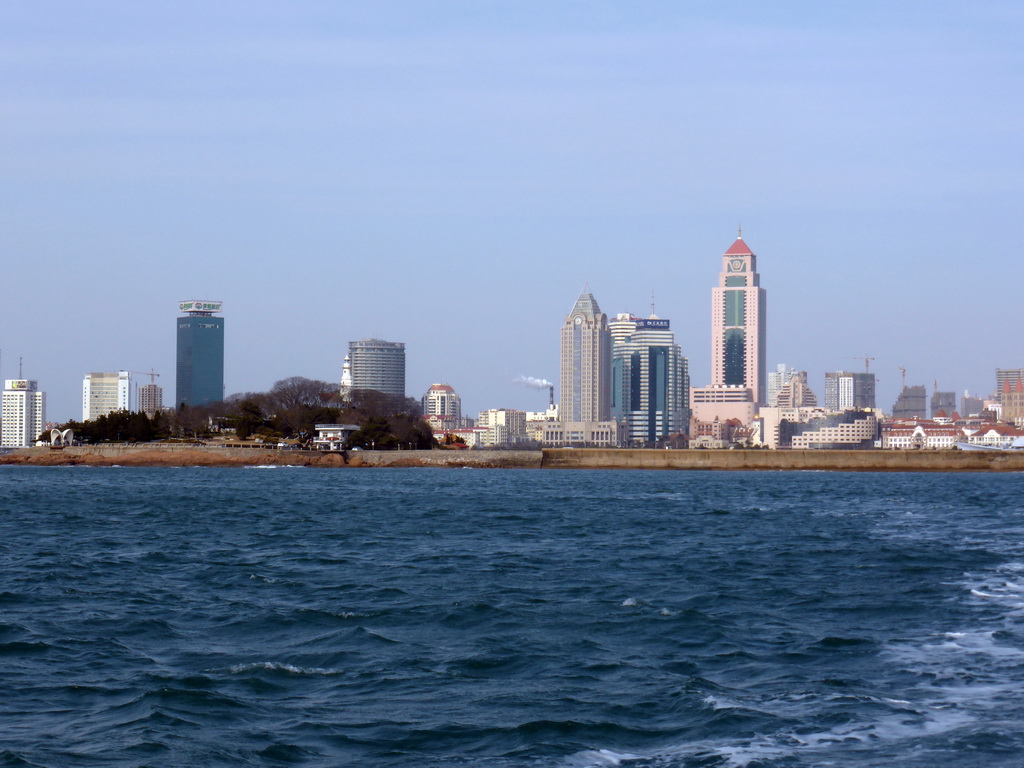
(514, 376, 553, 389)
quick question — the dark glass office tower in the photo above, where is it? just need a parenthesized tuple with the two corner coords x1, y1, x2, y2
(176, 300, 224, 407)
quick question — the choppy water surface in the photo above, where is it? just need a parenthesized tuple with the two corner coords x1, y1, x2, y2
(2, 467, 1024, 767)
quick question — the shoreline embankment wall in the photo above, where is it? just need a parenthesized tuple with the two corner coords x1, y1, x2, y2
(0, 445, 542, 468)
(541, 448, 1024, 472)
(4, 445, 1024, 471)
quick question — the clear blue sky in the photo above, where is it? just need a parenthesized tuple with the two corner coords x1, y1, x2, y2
(2, 1, 1022, 421)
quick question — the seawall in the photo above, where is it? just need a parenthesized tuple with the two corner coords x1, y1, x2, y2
(541, 448, 1024, 472)
(0, 445, 542, 468)
(4, 446, 1024, 471)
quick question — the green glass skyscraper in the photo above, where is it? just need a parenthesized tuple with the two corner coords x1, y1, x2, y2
(610, 314, 690, 445)
(176, 300, 224, 407)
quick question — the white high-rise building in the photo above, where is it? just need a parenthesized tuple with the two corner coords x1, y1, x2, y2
(767, 364, 796, 408)
(83, 371, 131, 422)
(2, 380, 45, 447)
(348, 339, 405, 397)
(422, 383, 462, 421)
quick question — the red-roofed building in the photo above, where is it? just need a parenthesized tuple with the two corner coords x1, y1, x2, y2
(709, 230, 767, 408)
(962, 423, 1024, 449)
(882, 421, 961, 450)
(422, 383, 462, 422)
(723, 237, 754, 256)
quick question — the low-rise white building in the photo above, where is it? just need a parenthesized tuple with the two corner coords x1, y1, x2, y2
(542, 420, 625, 447)
(313, 423, 361, 451)
(477, 409, 527, 446)
(882, 422, 961, 450)
(759, 407, 880, 449)
(525, 404, 559, 441)
(961, 424, 1024, 449)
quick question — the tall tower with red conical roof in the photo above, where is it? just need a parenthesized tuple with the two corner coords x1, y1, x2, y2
(711, 231, 767, 405)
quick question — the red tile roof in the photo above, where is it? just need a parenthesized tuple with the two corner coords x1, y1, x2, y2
(723, 237, 754, 256)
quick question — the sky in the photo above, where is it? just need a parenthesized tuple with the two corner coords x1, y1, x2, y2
(2, 1, 1022, 422)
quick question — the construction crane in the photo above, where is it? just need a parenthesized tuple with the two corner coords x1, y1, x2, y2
(129, 369, 161, 385)
(899, 366, 907, 390)
(128, 371, 161, 413)
(845, 355, 875, 374)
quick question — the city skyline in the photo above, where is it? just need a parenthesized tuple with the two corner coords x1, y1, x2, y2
(2, 3, 1021, 421)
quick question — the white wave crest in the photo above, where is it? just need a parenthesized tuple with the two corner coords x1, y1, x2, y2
(564, 748, 643, 766)
(228, 661, 344, 676)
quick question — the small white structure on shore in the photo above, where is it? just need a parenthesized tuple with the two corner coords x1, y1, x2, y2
(313, 424, 360, 451)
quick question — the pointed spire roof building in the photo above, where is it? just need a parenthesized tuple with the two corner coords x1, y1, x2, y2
(561, 287, 611, 423)
(568, 289, 603, 319)
(724, 237, 755, 256)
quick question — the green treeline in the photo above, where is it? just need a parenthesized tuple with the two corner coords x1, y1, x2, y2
(59, 377, 435, 450)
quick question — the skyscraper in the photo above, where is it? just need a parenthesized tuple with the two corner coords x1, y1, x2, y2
(348, 339, 406, 397)
(82, 370, 130, 421)
(711, 232, 767, 405)
(824, 371, 877, 411)
(891, 385, 927, 419)
(2, 379, 45, 447)
(546, 288, 622, 446)
(138, 383, 164, 417)
(560, 288, 611, 423)
(775, 371, 818, 408)
(767, 364, 797, 408)
(931, 390, 956, 418)
(610, 313, 690, 444)
(176, 300, 224, 407)
(995, 369, 1024, 401)
(422, 383, 462, 421)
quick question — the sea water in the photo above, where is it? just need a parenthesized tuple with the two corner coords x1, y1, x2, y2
(2, 467, 1024, 767)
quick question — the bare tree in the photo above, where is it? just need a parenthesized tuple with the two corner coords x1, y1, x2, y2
(268, 377, 337, 411)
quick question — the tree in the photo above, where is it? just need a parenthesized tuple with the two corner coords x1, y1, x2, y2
(343, 389, 420, 420)
(231, 398, 267, 439)
(269, 377, 338, 411)
(170, 404, 216, 439)
(60, 410, 159, 443)
(388, 414, 436, 449)
(348, 417, 396, 450)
